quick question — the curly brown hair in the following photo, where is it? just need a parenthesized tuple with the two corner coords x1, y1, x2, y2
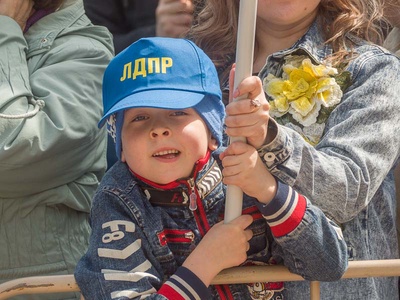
(33, 0, 64, 10)
(319, 0, 387, 61)
(188, 0, 389, 84)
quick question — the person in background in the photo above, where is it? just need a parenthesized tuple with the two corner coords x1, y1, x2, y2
(188, 0, 400, 299)
(381, 1, 400, 222)
(382, 0, 400, 295)
(83, 0, 200, 54)
(74, 37, 347, 299)
(384, 0, 400, 54)
(0, 0, 113, 299)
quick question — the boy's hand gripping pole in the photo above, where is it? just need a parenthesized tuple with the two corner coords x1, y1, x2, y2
(224, 0, 258, 223)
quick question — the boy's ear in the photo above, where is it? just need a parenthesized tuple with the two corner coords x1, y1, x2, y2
(208, 135, 219, 151)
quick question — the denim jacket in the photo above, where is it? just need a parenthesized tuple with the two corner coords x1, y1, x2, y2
(256, 21, 400, 299)
(75, 150, 347, 299)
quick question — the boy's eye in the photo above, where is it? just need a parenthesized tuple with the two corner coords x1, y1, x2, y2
(171, 110, 188, 116)
(132, 115, 148, 122)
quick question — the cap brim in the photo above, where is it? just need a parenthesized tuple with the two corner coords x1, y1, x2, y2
(98, 89, 207, 128)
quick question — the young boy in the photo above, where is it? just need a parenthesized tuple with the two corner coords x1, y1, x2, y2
(75, 37, 347, 299)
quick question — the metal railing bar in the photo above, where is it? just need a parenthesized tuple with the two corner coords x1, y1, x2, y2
(0, 275, 79, 300)
(211, 259, 400, 284)
(0, 259, 399, 299)
(310, 281, 320, 300)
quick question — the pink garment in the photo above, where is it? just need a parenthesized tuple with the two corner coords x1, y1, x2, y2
(24, 8, 54, 33)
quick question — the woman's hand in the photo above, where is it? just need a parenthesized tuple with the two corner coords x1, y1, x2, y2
(156, 0, 194, 37)
(0, 0, 34, 31)
(225, 66, 271, 149)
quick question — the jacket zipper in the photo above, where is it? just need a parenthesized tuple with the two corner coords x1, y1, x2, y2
(158, 229, 195, 246)
(183, 177, 234, 299)
(187, 178, 198, 211)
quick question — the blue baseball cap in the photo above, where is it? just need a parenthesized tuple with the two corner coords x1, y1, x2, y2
(99, 37, 225, 159)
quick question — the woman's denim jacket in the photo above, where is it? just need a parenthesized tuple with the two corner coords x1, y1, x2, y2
(256, 21, 400, 299)
(75, 150, 347, 299)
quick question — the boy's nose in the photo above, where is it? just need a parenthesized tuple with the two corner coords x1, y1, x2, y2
(151, 128, 171, 138)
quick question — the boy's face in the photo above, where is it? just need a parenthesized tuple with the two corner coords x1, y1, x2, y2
(121, 107, 218, 184)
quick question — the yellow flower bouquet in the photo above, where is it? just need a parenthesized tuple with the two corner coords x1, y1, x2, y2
(263, 55, 351, 145)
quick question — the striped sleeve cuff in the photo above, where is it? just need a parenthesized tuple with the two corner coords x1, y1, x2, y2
(157, 266, 211, 300)
(256, 180, 306, 237)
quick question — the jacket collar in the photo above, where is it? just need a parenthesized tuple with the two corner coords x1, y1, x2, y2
(24, 0, 88, 56)
(262, 20, 332, 68)
(134, 151, 223, 207)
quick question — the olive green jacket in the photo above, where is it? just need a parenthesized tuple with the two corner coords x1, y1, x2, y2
(0, 0, 113, 297)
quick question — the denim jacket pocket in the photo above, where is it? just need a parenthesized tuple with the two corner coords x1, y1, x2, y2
(157, 228, 196, 266)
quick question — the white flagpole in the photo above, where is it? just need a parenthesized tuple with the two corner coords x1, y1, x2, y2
(224, 0, 258, 223)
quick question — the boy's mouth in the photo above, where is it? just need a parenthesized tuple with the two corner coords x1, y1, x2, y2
(152, 149, 180, 158)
